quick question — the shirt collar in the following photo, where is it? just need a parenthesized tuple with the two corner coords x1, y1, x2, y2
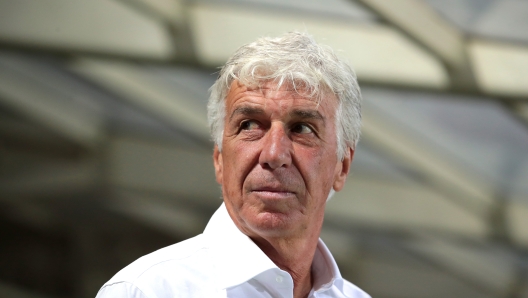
(312, 237, 343, 291)
(204, 203, 277, 290)
(203, 203, 342, 291)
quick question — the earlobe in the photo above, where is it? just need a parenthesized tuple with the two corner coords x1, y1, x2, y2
(333, 148, 354, 192)
(213, 146, 223, 185)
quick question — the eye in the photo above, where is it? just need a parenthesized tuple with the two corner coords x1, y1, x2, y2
(291, 123, 313, 134)
(240, 120, 260, 131)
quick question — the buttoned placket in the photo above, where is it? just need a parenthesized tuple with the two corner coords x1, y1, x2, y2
(272, 270, 294, 298)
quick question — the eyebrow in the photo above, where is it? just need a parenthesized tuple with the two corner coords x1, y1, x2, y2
(229, 106, 325, 123)
(229, 106, 265, 121)
(290, 109, 324, 123)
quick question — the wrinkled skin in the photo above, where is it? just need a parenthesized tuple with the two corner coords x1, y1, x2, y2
(213, 80, 353, 243)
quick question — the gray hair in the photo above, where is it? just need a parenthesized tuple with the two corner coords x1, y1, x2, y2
(207, 31, 361, 160)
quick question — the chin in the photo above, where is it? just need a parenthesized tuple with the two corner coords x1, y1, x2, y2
(246, 209, 300, 237)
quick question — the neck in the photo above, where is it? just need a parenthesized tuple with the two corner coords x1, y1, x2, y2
(250, 229, 321, 298)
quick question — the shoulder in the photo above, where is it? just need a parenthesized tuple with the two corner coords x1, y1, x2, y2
(97, 234, 215, 298)
(108, 234, 208, 283)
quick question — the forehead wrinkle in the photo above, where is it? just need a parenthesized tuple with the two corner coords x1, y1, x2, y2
(257, 83, 313, 101)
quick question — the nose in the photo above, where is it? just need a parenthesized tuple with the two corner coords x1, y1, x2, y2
(259, 123, 292, 170)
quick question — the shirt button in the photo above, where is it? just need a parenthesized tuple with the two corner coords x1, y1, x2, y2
(275, 275, 283, 283)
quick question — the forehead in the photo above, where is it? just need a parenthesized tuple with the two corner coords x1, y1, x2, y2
(225, 80, 337, 113)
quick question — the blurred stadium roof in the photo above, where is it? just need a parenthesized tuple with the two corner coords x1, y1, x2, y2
(0, 0, 527, 297)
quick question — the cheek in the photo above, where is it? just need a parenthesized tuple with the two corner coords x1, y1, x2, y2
(223, 141, 259, 184)
(298, 147, 336, 192)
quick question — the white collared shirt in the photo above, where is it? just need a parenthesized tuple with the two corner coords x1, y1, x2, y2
(96, 203, 370, 298)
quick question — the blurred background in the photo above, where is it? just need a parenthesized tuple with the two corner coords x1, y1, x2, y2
(0, 0, 527, 297)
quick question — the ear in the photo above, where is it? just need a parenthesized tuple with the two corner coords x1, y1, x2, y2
(213, 145, 223, 185)
(333, 147, 354, 192)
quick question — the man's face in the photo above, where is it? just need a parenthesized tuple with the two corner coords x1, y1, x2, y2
(213, 80, 353, 241)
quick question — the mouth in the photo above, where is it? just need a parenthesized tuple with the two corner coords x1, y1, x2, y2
(251, 187, 296, 199)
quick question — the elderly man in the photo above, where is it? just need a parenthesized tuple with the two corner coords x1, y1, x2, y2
(96, 32, 369, 298)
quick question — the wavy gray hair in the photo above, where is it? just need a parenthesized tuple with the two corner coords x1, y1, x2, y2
(207, 31, 361, 161)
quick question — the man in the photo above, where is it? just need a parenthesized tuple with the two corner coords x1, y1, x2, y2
(96, 31, 369, 298)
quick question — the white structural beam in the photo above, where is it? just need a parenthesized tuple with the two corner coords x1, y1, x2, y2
(360, 103, 495, 216)
(107, 137, 219, 202)
(355, 0, 475, 90)
(0, 0, 174, 59)
(328, 175, 489, 238)
(355, 0, 466, 67)
(113, 0, 196, 62)
(107, 191, 213, 238)
(405, 233, 516, 296)
(69, 58, 210, 142)
(189, 3, 449, 89)
(117, 0, 185, 23)
(0, 57, 103, 148)
(469, 40, 528, 99)
(507, 200, 528, 247)
(355, 0, 528, 98)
